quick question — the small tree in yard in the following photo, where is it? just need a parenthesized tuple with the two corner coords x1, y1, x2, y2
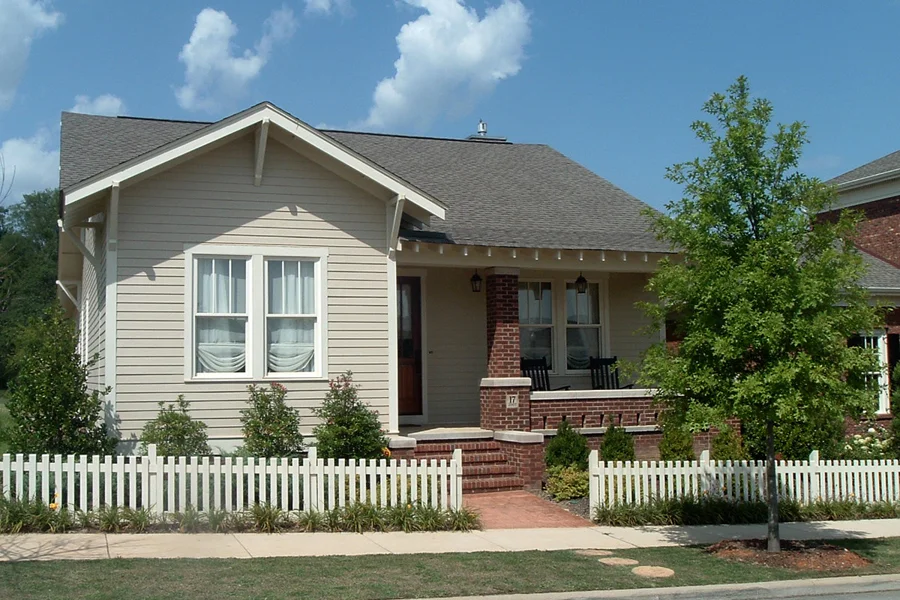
(313, 372, 388, 460)
(241, 383, 304, 457)
(140, 396, 210, 456)
(6, 306, 117, 454)
(639, 77, 882, 552)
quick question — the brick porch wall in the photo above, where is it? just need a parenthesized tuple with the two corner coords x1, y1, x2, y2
(481, 384, 532, 430)
(530, 397, 660, 430)
(496, 438, 543, 489)
(484, 270, 521, 379)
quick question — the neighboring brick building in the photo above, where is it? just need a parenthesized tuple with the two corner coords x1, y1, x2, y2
(824, 152, 900, 416)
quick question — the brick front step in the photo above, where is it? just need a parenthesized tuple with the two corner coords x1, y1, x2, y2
(414, 451, 508, 464)
(414, 440, 502, 454)
(463, 476, 526, 493)
(463, 463, 517, 477)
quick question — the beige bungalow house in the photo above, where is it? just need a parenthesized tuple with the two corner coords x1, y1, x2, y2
(57, 101, 677, 488)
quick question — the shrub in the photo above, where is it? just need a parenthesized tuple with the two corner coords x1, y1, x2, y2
(891, 414, 900, 459)
(600, 424, 635, 462)
(710, 426, 749, 461)
(140, 396, 210, 456)
(743, 411, 844, 460)
(6, 307, 117, 455)
(841, 424, 893, 460)
(240, 383, 304, 457)
(546, 466, 589, 501)
(658, 425, 695, 461)
(312, 372, 388, 460)
(544, 419, 589, 470)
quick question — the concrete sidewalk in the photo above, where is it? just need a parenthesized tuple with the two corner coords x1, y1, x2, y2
(2, 519, 900, 561)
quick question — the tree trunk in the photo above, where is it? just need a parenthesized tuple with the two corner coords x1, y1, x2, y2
(766, 419, 780, 553)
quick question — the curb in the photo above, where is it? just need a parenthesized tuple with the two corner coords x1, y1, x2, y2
(412, 573, 900, 600)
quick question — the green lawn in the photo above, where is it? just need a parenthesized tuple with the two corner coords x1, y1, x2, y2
(1, 539, 899, 600)
(0, 389, 9, 455)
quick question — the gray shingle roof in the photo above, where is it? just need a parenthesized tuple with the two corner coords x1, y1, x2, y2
(59, 110, 671, 253)
(860, 251, 900, 290)
(829, 149, 900, 186)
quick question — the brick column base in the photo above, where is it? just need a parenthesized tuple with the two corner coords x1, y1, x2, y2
(480, 378, 532, 431)
(494, 431, 544, 490)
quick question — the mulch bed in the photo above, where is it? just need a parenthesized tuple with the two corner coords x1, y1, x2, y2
(706, 539, 871, 571)
(530, 489, 592, 521)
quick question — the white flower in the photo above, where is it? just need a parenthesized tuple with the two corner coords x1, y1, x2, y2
(868, 428, 876, 434)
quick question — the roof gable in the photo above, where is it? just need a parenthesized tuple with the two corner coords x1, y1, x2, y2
(61, 102, 446, 219)
(830, 148, 900, 188)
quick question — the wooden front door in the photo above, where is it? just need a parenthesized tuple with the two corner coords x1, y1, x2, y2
(398, 276, 423, 416)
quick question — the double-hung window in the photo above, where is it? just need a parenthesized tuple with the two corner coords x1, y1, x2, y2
(849, 331, 890, 414)
(565, 281, 602, 371)
(266, 260, 317, 374)
(519, 281, 554, 369)
(186, 246, 327, 381)
(195, 258, 248, 375)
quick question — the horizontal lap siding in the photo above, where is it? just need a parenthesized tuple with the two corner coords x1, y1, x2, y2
(421, 268, 485, 425)
(607, 272, 658, 380)
(116, 135, 388, 442)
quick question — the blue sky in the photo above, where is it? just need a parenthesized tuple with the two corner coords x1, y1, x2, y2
(2, 0, 899, 210)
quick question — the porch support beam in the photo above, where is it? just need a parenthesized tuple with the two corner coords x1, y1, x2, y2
(58, 220, 99, 269)
(387, 194, 405, 253)
(254, 119, 269, 186)
(56, 280, 79, 310)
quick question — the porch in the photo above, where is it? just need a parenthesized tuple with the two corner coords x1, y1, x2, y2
(392, 243, 665, 431)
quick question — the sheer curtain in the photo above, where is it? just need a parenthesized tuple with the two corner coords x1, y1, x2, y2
(196, 258, 247, 373)
(565, 282, 601, 371)
(267, 260, 316, 373)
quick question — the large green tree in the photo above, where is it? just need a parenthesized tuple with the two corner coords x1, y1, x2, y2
(640, 77, 882, 552)
(0, 188, 60, 385)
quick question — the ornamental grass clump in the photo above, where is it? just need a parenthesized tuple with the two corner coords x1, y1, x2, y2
(240, 383, 304, 457)
(313, 372, 388, 460)
(544, 420, 589, 470)
(140, 396, 210, 456)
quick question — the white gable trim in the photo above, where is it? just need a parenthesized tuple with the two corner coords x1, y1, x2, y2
(63, 103, 446, 220)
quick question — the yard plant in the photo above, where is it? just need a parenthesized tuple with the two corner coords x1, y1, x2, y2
(639, 76, 882, 552)
(240, 383, 304, 457)
(5, 307, 117, 455)
(544, 419, 589, 469)
(313, 371, 388, 460)
(600, 425, 635, 462)
(140, 395, 210, 456)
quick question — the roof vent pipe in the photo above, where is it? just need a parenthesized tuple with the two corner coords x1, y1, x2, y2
(477, 119, 487, 137)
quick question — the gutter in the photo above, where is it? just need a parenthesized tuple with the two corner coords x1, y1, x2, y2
(835, 166, 900, 191)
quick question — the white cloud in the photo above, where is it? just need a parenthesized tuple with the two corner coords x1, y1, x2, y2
(0, 130, 59, 204)
(0, 0, 63, 110)
(364, 0, 530, 131)
(304, 0, 351, 16)
(176, 6, 297, 113)
(70, 94, 127, 116)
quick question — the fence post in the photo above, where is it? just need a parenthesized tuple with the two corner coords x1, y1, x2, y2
(147, 444, 159, 516)
(589, 449, 599, 510)
(808, 449, 820, 504)
(451, 448, 463, 509)
(699, 450, 711, 496)
(307, 446, 319, 511)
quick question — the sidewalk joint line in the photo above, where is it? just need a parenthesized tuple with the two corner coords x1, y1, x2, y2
(360, 533, 394, 554)
(230, 533, 253, 558)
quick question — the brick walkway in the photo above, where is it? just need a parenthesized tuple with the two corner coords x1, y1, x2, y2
(463, 490, 594, 529)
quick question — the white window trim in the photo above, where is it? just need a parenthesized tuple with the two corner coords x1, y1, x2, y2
(856, 329, 891, 415)
(184, 244, 329, 383)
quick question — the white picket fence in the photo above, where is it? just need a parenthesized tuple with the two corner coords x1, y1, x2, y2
(0, 445, 463, 514)
(589, 449, 900, 508)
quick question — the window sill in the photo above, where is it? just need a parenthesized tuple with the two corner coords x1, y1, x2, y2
(185, 375, 328, 384)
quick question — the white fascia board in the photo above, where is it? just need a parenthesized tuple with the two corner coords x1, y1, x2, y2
(837, 168, 900, 192)
(63, 104, 446, 220)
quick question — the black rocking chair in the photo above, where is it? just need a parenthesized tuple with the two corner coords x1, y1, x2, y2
(589, 356, 634, 390)
(520, 357, 571, 392)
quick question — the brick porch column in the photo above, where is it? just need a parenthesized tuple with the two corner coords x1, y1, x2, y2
(480, 267, 532, 430)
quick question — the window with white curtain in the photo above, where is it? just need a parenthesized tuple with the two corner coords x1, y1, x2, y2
(519, 281, 554, 369)
(186, 246, 327, 381)
(266, 260, 316, 374)
(195, 258, 248, 374)
(565, 281, 602, 371)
